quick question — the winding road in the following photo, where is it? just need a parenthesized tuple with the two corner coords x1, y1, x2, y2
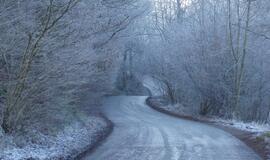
(82, 96, 261, 160)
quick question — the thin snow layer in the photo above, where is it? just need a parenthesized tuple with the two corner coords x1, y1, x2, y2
(158, 102, 270, 134)
(0, 115, 109, 160)
(209, 118, 270, 133)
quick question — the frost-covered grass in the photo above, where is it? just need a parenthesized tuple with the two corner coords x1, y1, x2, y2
(0, 114, 110, 160)
(208, 118, 270, 133)
(153, 98, 270, 133)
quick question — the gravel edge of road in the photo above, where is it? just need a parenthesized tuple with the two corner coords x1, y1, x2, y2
(146, 97, 269, 160)
(74, 114, 114, 160)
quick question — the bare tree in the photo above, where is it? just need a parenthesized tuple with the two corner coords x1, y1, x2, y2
(1, 0, 80, 133)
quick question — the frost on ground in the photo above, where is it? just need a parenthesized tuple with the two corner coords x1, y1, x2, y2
(147, 96, 270, 160)
(207, 118, 270, 133)
(0, 114, 111, 160)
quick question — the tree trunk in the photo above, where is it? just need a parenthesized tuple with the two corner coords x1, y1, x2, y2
(234, 0, 252, 118)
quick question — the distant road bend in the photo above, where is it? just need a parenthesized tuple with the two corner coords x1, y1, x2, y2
(82, 96, 261, 160)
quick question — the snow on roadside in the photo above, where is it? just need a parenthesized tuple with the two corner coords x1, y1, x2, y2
(208, 118, 270, 133)
(0, 115, 111, 160)
(156, 100, 270, 134)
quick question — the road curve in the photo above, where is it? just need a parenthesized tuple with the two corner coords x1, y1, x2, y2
(82, 96, 261, 160)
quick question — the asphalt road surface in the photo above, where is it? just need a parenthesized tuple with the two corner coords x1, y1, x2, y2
(82, 96, 261, 160)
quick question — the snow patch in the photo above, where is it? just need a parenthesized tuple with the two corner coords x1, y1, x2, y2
(0, 115, 110, 160)
(210, 118, 270, 133)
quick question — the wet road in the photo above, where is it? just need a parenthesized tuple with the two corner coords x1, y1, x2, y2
(82, 96, 261, 160)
